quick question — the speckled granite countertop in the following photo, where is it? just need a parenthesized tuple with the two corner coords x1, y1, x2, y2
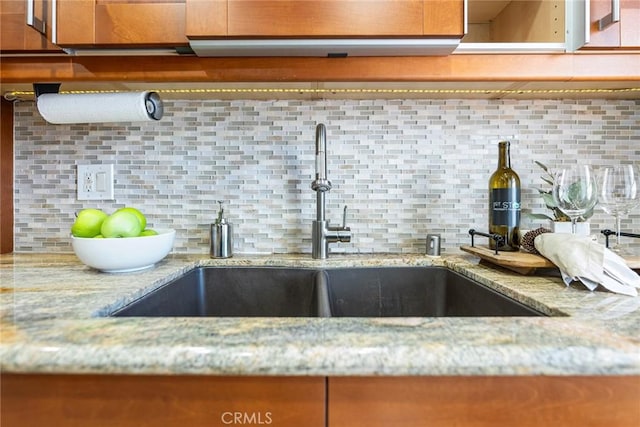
(1, 253, 638, 376)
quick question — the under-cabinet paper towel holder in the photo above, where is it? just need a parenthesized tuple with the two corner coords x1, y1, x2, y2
(33, 83, 62, 97)
(33, 83, 163, 125)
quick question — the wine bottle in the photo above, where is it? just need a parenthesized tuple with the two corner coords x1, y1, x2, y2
(488, 140, 521, 251)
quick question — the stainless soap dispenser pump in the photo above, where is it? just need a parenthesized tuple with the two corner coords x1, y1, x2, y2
(210, 201, 233, 258)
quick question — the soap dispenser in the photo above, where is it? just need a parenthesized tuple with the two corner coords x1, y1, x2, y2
(210, 201, 233, 258)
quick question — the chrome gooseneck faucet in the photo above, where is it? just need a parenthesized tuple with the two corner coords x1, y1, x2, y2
(311, 123, 351, 259)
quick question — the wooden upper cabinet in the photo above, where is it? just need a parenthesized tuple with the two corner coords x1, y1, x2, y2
(226, 1, 425, 37)
(423, 0, 464, 36)
(586, 0, 640, 48)
(186, 0, 464, 38)
(186, 0, 228, 37)
(56, 0, 189, 47)
(0, 0, 61, 52)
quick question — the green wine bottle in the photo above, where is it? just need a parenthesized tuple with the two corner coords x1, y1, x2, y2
(488, 141, 521, 251)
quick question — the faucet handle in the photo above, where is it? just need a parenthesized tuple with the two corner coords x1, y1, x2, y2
(342, 205, 348, 229)
(339, 205, 351, 243)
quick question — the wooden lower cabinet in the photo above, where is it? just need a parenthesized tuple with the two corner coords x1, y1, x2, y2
(3, 374, 638, 426)
(328, 376, 640, 427)
(1, 374, 326, 427)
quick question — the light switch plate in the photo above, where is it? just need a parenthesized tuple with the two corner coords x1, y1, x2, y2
(77, 164, 115, 200)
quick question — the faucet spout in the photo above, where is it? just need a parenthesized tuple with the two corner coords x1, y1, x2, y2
(311, 123, 352, 259)
(312, 123, 332, 193)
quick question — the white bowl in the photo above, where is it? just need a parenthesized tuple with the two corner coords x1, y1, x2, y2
(71, 229, 175, 273)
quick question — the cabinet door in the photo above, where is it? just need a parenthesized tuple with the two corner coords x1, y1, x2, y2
(186, 0, 464, 38)
(1, 374, 326, 427)
(226, 1, 424, 37)
(186, 0, 227, 37)
(329, 376, 640, 427)
(423, 0, 465, 36)
(587, 0, 640, 48)
(0, 0, 61, 52)
(57, 0, 188, 46)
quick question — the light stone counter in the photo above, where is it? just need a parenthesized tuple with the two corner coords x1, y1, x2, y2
(1, 253, 638, 376)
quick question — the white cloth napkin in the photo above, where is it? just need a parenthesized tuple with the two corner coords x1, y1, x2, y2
(534, 233, 640, 297)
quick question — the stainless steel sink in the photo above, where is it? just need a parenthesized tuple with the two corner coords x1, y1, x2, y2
(112, 266, 543, 318)
(113, 267, 322, 317)
(322, 267, 541, 317)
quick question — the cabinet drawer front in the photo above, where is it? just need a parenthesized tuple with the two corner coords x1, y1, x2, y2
(1, 374, 326, 427)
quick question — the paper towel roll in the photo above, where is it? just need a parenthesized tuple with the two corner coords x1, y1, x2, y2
(36, 91, 163, 124)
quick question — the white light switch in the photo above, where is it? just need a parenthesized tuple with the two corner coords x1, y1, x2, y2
(96, 172, 107, 191)
(77, 164, 114, 200)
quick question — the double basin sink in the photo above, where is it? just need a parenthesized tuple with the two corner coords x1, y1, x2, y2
(113, 266, 543, 318)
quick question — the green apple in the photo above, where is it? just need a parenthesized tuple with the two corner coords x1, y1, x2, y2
(115, 207, 147, 230)
(101, 210, 142, 238)
(139, 229, 158, 237)
(71, 208, 108, 238)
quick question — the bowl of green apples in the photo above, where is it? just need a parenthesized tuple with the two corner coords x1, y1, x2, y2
(70, 207, 175, 273)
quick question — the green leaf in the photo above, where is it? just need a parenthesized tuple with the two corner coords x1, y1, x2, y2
(540, 176, 554, 187)
(541, 192, 557, 208)
(534, 161, 549, 173)
(567, 181, 585, 201)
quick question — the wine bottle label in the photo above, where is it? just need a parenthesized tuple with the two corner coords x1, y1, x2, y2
(491, 188, 521, 226)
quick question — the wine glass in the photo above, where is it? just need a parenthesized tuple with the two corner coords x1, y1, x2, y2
(552, 165, 599, 234)
(597, 164, 640, 249)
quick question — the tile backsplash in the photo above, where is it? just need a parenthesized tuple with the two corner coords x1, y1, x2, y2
(13, 98, 640, 254)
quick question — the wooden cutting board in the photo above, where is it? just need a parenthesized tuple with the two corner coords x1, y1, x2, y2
(460, 245, 640, 275)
